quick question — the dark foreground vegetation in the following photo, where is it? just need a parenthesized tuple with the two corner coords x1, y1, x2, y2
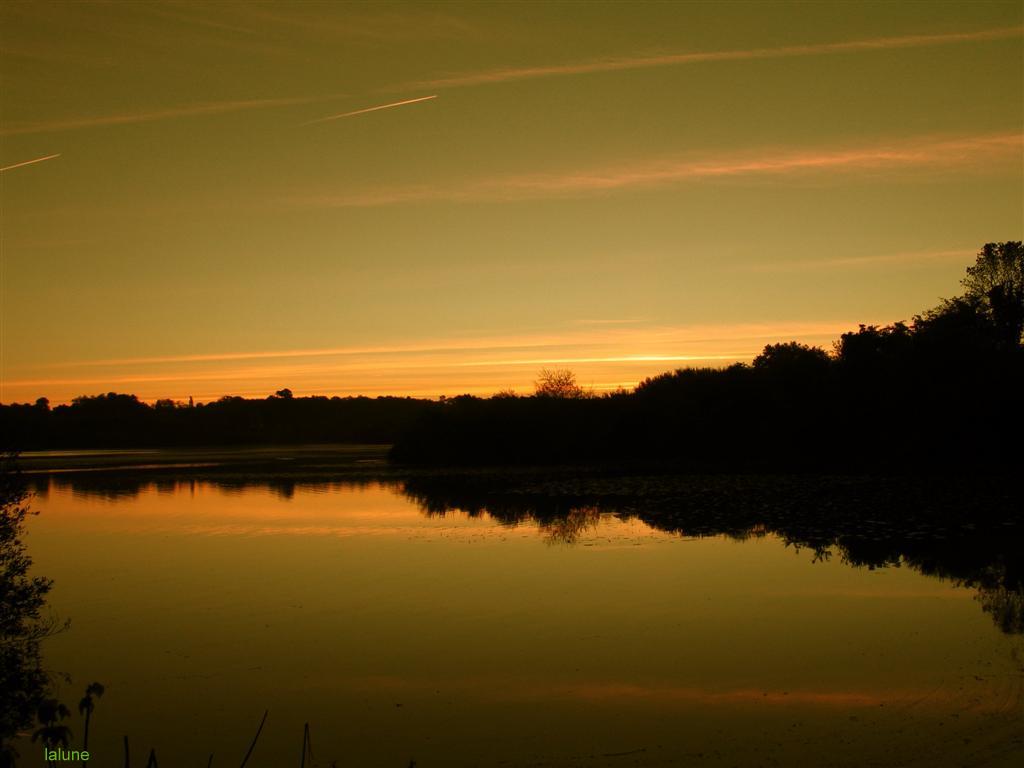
(2, 242, 1021, 472)
(0, 456, 69, 767)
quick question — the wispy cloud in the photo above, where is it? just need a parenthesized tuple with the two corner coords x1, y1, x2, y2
(304, 95, 437, 125)
(405, 26, 1024, 90)
(0, 95, 346, 137)
(457, 355, 746, 368)
(572, 317, 652, 327)
(140, 3, 260, 36)
(293, 132, 1022, 207)
(0, 153, 61, 172)
(43, 322, 851, 370)
(748, 247, 978, 272)
(242, 5, 478, 42)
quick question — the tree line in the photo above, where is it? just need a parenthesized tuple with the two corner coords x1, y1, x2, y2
(390, 242, 1023, 469)
(0, 393, 433, 450)
(2, 242, 1021, 469)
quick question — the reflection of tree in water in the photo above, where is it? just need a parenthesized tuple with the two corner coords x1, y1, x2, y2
(32, 473, 381, 502)
(956, 560, 1023, 635)
(538, 505, 603, 545)
(406, 484, 615, 544)
(24, 468, 1024, 634)
(402, 473, 1024, 634)
(976, 584, 1024, 635)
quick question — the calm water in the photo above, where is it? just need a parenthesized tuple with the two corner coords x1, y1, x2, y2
(17, 476, 1024, 767)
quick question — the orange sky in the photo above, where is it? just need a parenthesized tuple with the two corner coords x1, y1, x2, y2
(1, 2, 1021, 403)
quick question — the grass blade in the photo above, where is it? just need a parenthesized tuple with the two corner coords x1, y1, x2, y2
(238, 710, 268, 768)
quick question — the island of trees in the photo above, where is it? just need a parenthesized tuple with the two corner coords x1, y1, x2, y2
(2, 242, 1021, 471)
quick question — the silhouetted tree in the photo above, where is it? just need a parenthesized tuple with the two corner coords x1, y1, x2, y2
(961, 241, 1023, 347)
(534, 369, 583, 399)
(32, 699, 72, 766)
(833, 323, 913, 370)
(752, 342, 830, 375)
(912, 295, 1001, 356)
(78, 682, 104, 751)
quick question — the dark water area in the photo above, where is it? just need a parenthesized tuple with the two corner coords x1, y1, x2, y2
(9, 450, 1024, 766)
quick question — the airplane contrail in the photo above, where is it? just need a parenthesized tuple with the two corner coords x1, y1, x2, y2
(1, 95, 349, 137)
(304, 95, 437, 124)
(0, 153, 61, 173)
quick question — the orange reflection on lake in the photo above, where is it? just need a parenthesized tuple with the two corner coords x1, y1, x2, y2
(20, 478, 1024, 768)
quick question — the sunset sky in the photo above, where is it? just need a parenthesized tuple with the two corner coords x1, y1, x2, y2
(1, 1, 1021, 404)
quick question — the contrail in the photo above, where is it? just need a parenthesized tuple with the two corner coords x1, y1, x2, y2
(1, 95, 348, 137)
(0, 153, 61, 173)
(304, 95, 437, 124)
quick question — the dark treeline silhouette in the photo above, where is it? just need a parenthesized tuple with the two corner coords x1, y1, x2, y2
(3, 243, 1021, 469)
(391, 243, 1023, 469)
(0, 393, 433, 450)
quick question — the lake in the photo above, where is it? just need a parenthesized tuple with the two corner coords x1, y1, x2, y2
(14, 463, 1024, 767)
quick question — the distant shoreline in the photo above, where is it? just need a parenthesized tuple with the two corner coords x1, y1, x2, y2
(14, 443, 392, 475)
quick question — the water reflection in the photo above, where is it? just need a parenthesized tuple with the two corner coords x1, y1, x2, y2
(15, 469, 1024, 768)
(32, 473, 379, 503)
(30, 470, 1023, 634)
(404, 474, 1024, 635)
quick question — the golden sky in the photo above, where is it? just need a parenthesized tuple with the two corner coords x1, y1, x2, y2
(1, 1, 1021, 403)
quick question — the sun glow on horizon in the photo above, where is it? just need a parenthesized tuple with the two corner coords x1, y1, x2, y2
(4, 320, 858, 405)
